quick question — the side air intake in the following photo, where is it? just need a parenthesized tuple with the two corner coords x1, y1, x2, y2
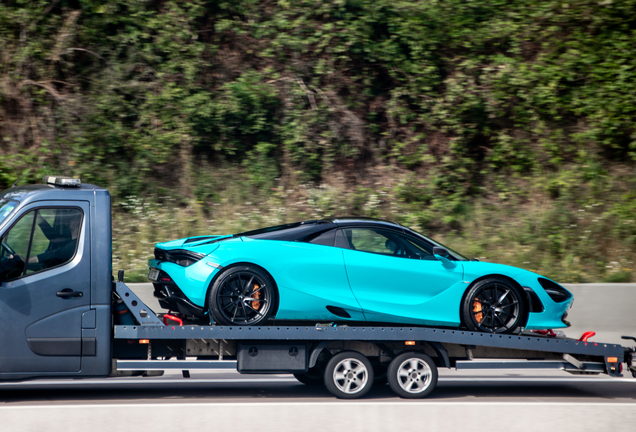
(538, 278, 572, 303)
(326, 306, 351, 319)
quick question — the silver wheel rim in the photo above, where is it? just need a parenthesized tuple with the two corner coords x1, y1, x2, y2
(333, 358, 369, 395)
(397, 358, 432, 394)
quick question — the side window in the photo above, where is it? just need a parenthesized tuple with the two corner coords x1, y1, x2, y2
(28, 208, 82, 274)
(305, 230, 336, 247)
(0, 208, 83, 281)
(339, 228, 435, 260)
(0, 212, 34, 280)
(345, 228, 394, 254)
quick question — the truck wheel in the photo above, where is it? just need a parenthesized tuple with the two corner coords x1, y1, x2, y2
(323, 351, 374, 399)
(208, 265, 276, 326)
(387, 352, 438, 398)
(461, 277, 525, 334)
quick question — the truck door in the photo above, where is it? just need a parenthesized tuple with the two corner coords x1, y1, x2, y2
(0, 201, 91, 376)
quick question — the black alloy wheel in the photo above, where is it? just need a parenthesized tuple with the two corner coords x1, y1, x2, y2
(462, 278, 525, 334)
(208, 265, 276, 326)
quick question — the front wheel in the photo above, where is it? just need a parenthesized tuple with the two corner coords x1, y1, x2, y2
(461, 278, 526, 334)
(387, 352, 438, 398)
(208, 265, 276, 326)
(324, 351, 374, 399)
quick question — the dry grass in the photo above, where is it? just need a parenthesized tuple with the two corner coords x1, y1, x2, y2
(113, 169, 635, 283)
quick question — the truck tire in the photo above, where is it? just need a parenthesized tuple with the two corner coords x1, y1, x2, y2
(323, 351, 374, 399)
(387, 352, 438, 398)
(208, 265, 276, 326)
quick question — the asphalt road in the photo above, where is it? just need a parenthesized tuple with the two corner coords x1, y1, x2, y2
(1, 283, 634, 431)
(1, 369, 635, 431)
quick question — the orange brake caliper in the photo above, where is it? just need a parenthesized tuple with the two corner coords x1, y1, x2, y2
(473, 297, 483, 324)
(252, 283, 261, 310)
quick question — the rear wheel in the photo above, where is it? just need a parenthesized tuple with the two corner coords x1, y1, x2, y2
(462, 278, 525, 334)
(387, 352, 438, 398)
(208, 265, 276, 326)
(324, 351, 374, 399)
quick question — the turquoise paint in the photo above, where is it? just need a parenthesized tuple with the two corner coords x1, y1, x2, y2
(150, 236, 573, 330)
(461, 262, 573, 329)
(209, 239, 365, 321)
(342, 249, 464, 325)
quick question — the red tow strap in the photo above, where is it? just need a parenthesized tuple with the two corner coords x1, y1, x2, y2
(163, 314, 183, 326)
(578, 331, 596, 342)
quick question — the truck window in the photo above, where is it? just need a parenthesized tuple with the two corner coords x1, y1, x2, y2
(0, 208, 83, 281)
(0, 212, 34, 280)
(0, 199, 18, 226)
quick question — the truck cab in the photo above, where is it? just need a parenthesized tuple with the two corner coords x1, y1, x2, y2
(0, 178, 112, 380)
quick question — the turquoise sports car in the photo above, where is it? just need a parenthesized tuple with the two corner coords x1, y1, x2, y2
(148, 218, 573, 333)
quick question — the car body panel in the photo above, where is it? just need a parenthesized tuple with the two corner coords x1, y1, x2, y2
(153, 237, 366, 321)
(155, 236, 226, 256)
(149, 220, 574, 330)
(461, 262, 573, 329)
(342, 249, 465, 326)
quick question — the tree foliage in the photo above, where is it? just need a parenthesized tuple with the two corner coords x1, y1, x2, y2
(1, 0, 635, 280)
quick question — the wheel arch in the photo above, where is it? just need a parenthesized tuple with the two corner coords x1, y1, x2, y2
(459, 274, 529, 328)
(205, 261, 280, 317)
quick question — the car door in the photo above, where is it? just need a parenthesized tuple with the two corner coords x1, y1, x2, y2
(0, 201, 91, 376)
(238, 229, 366, 321)
(340, 227, 464, 326)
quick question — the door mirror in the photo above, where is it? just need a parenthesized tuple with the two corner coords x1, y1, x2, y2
(432, 247, 449, 258)
(433, 247, 456, 269)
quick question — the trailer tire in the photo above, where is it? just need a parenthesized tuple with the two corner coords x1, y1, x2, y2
(387, 352, 438, 398)
(324, 351, 374, 399)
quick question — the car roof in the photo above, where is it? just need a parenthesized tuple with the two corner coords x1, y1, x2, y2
(238, 217, 405, 241)
(330, 217, 402, 228)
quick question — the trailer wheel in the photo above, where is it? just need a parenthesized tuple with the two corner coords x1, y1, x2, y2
(387, 352, 438, 398)
(324, 351, 374, 399)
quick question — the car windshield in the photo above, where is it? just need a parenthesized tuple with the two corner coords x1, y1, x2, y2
(410, 229, 470, 261)
(0, 199, 18, 227)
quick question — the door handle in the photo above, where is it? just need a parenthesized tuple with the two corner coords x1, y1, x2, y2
(56, 289, 83, 298)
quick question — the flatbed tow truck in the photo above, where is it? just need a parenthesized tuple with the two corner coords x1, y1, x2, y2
(0, 177, 634, 399)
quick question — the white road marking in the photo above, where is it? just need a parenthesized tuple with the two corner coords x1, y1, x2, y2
(1, 401, 635, 409)
(0, 378, 297, 386)
(0, 376, 634, 386)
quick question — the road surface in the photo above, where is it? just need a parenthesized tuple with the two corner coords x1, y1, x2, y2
(0, 283, 634, 431)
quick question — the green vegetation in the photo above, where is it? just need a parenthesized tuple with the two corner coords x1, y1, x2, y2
(1, 1, 635, 282)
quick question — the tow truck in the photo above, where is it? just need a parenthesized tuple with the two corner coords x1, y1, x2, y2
(0, 176, 634, 399)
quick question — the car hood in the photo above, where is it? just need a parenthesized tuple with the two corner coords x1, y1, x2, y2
(461, 261, 569, 292)
(155, 235, 234, 256)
